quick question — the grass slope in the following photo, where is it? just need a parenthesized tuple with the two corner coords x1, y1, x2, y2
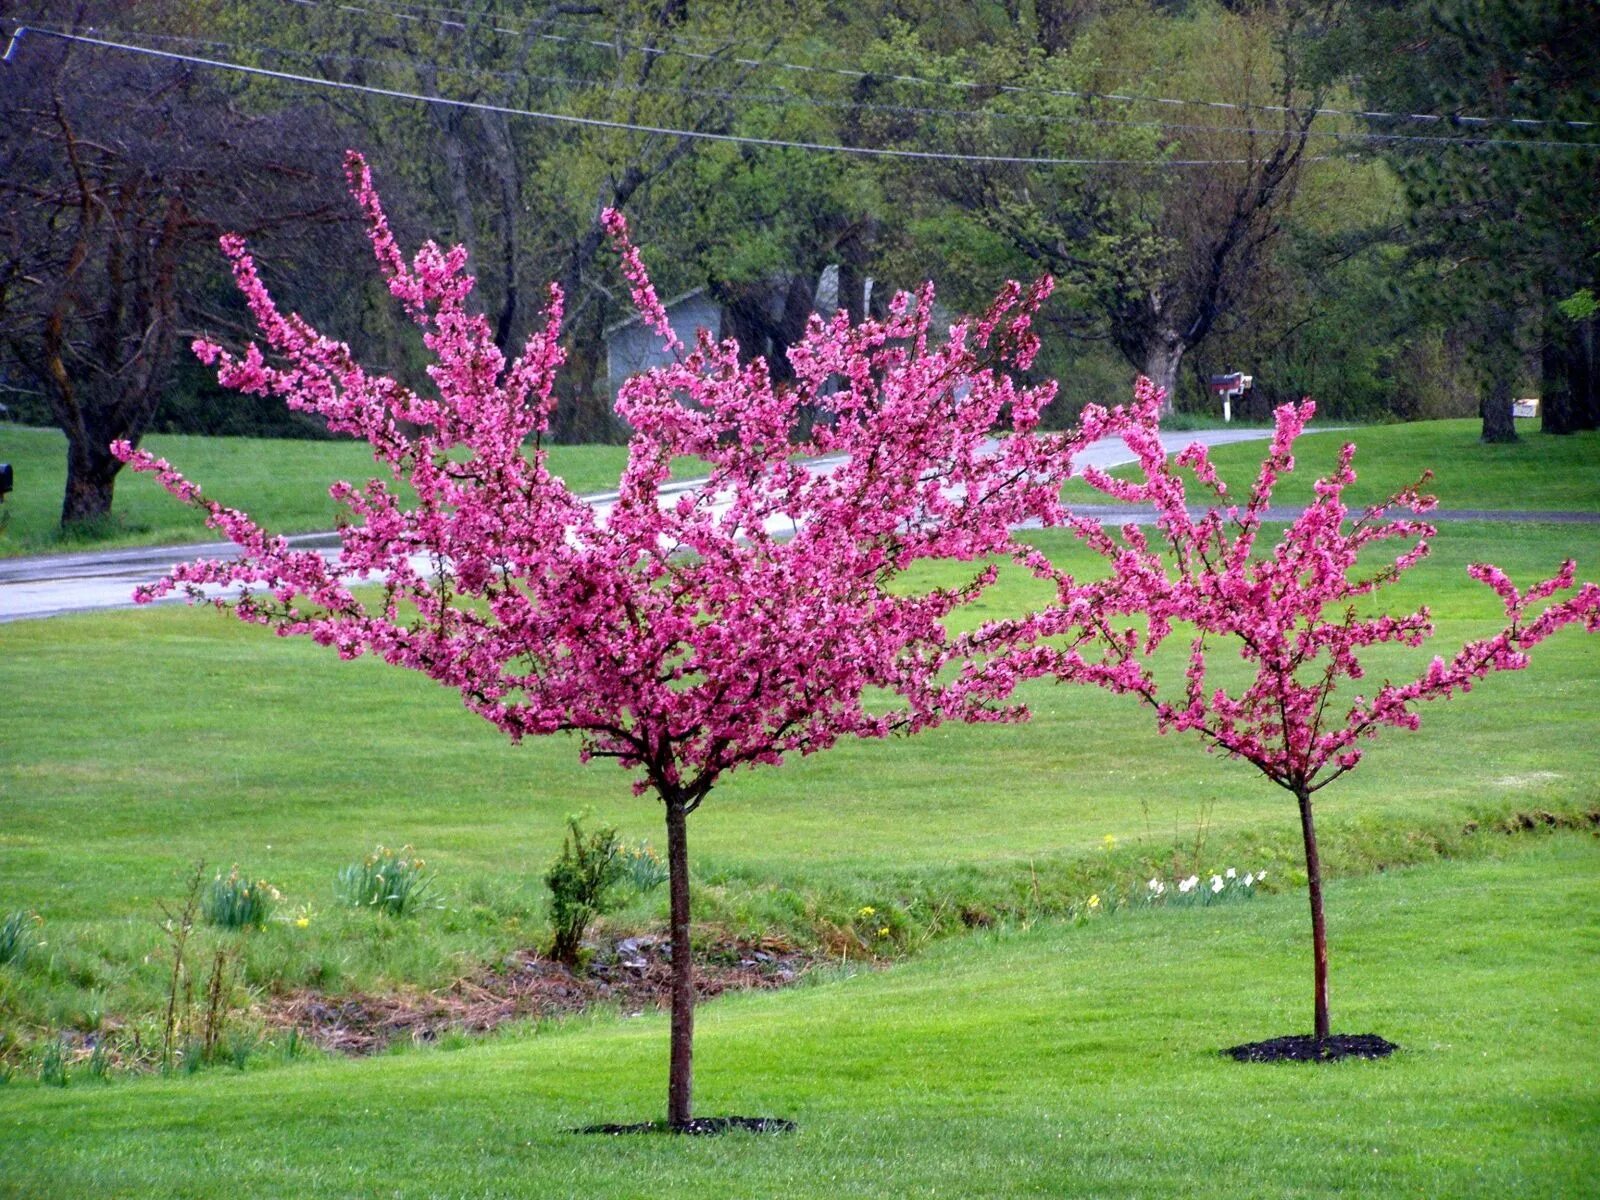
(1, 521, 1596, 1036)
(1135, 419, 1599, 513)
(0, 427, 640, 557)
(2, 839, 1595, 1199)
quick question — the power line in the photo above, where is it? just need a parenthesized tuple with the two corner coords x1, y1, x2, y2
(7, 26, 1337, 168)
(280, 0, 1598, 133)
(18, 22, 1596, 154)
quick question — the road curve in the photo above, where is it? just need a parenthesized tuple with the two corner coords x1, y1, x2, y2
(15, 424, 1537, 624)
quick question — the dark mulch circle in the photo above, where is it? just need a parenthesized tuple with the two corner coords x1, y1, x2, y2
(1224, 1033, 1399, 1063)
(574, 1117, 797, 1136)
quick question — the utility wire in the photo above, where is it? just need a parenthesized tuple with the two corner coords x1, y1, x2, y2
(5, 26, 1342, 168)
(19, 22, 1598, 150)
(279, 0, 1598, 132)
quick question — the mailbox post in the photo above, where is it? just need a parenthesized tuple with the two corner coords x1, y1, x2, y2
(1208, 372, 1253, 423)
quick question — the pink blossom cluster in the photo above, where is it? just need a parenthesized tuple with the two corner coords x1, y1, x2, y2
(114, 152, 1138, 805)
(951, 389, 1600, 796)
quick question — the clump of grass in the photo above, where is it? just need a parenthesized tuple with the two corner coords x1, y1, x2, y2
(620, 840, 668, 894)
(0, 910, 44, 966)
(337, 845, 436, 917)
(201, 868, 281, 929)
(37, 1039, 67, 1088)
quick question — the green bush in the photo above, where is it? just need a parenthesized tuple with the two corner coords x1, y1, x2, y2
(336, 846, 435, 917)
(201, 868, 280, 929)
(545, 817, 628, 966)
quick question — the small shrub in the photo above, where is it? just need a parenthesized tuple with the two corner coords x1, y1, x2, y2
(337, 845, 436, 917)
(201, 867, 280, 929)
(545, 816, 627, 966)
(0, 910, 43, 966)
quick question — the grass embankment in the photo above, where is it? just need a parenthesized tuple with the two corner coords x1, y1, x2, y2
(1, 840, 1595, 1199)
(0, 427, 649, 557)
(1062, 418, 1600, 512)
(1, 519, 1595, 1050)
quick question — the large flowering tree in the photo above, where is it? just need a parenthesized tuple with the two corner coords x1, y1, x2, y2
(956, 385, 1600, 1052)
(115, 152, 1132, 1127)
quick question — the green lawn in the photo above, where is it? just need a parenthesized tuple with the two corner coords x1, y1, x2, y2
(0, 427, 643, 557)
(1065, 419, 1600, 513)
(2, 520, 1596, 1041)
(2, 839, 1595, 1199)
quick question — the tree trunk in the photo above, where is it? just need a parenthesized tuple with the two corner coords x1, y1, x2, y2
(61, 438, 120, 527)
(1295, 786, 1331, 1044)
(663, 792, 695, 1129)
(1540, 332, 1575, 435)
(1143, 338, 1184, 418)
(1479, 308, 1519, 443)
(1480, 365, 1518, 443)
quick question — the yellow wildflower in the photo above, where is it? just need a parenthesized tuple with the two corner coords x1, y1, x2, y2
(1088, 894, 1101, 910)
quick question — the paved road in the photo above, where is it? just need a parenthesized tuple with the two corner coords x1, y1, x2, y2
(7, 426, 1586, 623)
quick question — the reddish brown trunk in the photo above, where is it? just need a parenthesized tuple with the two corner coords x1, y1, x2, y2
(663, 793, 694, 1129)
(1295, 786, 1331, 1043)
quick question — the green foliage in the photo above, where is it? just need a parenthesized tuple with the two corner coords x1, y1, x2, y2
(0, 910, 43, 967)
(544, 816, 628, 966)
(336, 846, 436, 918)
(335, 847, 434, 917)
(201, 868, 280, 930)
(619, 841, 669, 895)
(36, 1038, 67, 1088)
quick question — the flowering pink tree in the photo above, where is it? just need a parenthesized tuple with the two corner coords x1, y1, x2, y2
(114, 152, 1128, 1127)
(957, 385, 1600, 1051)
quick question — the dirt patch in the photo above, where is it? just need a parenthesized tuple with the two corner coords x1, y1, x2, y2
(1224, 1033, 1398, 1063)
(263, 933, 817, 1055)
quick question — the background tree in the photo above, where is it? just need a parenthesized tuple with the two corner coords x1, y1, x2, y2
(955, 385, 1600, 1050)
(0, 1, 342, 526)
(1346, 0, 1600, 440)
(115, 154, 1097, 1129)
(865, 2, 1334, 415)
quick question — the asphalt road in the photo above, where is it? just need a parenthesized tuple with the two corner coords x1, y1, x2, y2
(0, 425, 1481, 624)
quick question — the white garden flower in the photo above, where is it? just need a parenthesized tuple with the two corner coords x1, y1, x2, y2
(1210, 875, 1224, 893)
(1225, 867, 1237, 880)
(1178, 875, 1198, 893)
(1244, 873, 1255, 887)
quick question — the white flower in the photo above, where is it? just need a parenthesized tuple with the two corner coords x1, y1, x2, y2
(1210, 875, 1224, 893)
(1148, 877, 1164, 893)
(1178, 875, 1198, 894)
(1257, 869, 1267, 881)
(1225, 867, 1237, 880)
(1244, 873, 1255, 887)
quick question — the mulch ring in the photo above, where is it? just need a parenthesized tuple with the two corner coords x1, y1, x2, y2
(263, 932, 816, 1056)
(575, 1117, 797, 1136)
(1224, 1033, 1399, 1063)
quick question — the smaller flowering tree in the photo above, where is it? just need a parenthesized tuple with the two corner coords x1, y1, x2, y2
(956, 385, 1600, 1049)
(114, 152, 1133, 1127)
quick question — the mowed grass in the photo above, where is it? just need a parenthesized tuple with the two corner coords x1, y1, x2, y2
(1, 839, 1595, 1199)
(1, 519, 1596, 1034)
(1064, 418, 1600, 513)
(0, 426, 646, 557)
